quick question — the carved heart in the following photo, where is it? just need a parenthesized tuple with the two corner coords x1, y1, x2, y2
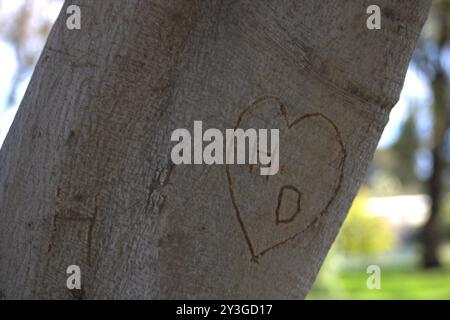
(226, 96, 346, 262)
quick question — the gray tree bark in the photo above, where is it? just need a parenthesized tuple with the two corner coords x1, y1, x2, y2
(0, 0, 430, 299)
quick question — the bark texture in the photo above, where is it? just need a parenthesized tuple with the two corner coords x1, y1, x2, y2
(0, 0, 430, 299)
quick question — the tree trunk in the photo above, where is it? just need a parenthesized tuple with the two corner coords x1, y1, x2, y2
(0, 0, 430, 299)
(422, 69, 447, 269)
(423, 141, 443, 268)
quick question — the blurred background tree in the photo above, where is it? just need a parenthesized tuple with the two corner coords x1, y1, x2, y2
(382, 0, 450, 269)
(310, 0, 450, 298)
(416, 0, 450, 269)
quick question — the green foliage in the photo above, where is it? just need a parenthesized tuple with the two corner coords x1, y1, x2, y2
(336, 190, 396, 255)
(389, 113, 421, 186)
(308, 264, 450, 300)
(307, 244, 346, 297)
(310, 190, 397, 296)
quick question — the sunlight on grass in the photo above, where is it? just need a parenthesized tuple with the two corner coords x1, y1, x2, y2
(308, 261, 450, 299)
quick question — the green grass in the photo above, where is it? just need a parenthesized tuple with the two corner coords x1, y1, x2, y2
(307, 264, 450, 299)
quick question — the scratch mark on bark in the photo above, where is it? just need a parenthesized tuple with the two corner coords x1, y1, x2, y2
(47, 189, 98, 266)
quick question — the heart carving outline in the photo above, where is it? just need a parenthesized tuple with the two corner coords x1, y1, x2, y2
(225, 95, 347, 262)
